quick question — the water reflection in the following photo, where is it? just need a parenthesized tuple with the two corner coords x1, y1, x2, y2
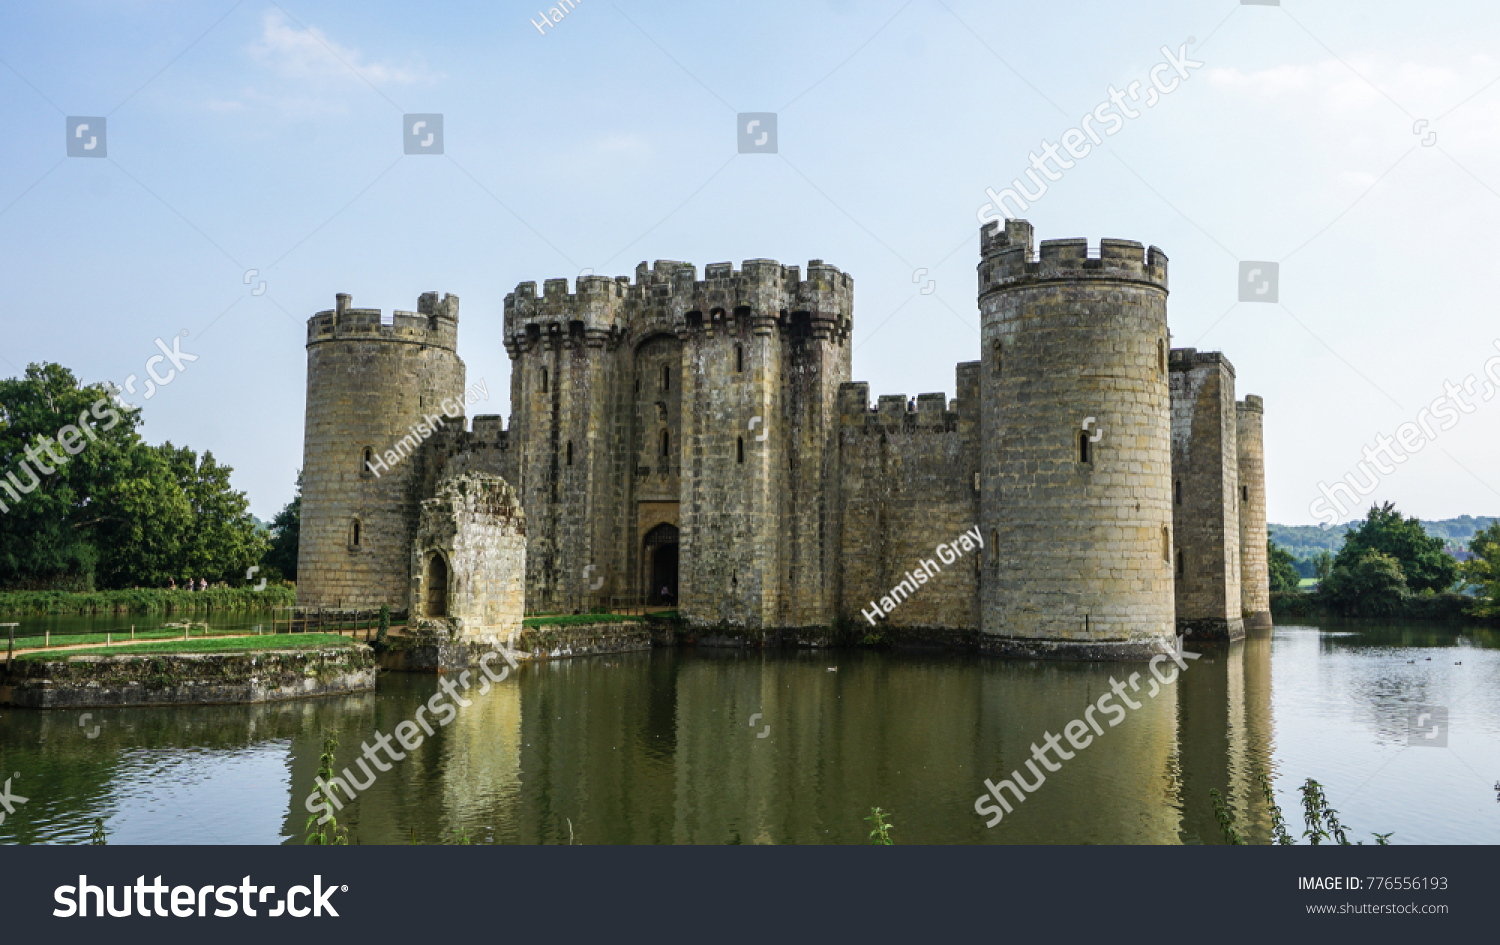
(1, 622, 1496, 845)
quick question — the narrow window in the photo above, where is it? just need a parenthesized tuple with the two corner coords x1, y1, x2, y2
(973, 471, 980, 492)
(662, 365, 670, 391)
(1157, 339, 1165, 375)
(660, 429, 670, 457)
(990, 530, 998, 566)
(1176, 550, 1185, 577)
(993, 339, 1002, 376)
(1174, 480, 1181, 506)
(362, 447, 373, 473)
(1162, 526, 1170, 562)
(1241, 485, 1249, 502)
(351, 520, 361, 547)
(635, 376, 640, 394)
(737, 436, 744, 464)
(736, 344, 744, 373)
(541, 367, 549, 393)
(566, 441, 573, 466)
(1079, 432, 1091, 464)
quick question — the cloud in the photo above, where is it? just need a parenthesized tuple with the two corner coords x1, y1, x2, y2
(247, 9, 433, 87)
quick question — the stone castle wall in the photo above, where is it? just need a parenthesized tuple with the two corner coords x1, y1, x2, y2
(410, 472, 526, 645)
(502, 259, 852, 628)
(836, 375, 981, 631)
(295, 219, 1269, 660)
(1169, 348, 1244, 640)
(1237, 396, 1271, 628)
(977, 220, 1176, 658)
(297, 292, 465, 610)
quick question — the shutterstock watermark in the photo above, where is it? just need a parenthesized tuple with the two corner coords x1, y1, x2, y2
(366, 379, 489, 478)
(112, 332, 199, 405)
(973, 636, 1200, 827)
(0, 398, 122, 515)
(304, 640, 519, 824)
(977, 41, 1202, 231)
(1309, 341, 1500, 527)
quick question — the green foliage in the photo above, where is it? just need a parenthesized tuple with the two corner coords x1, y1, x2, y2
(1268, 540, 1302, 593)
(0, 585, 294, 615)
(865, 806, 894, 845)
(1300, 778, 1350, 845)
(1319, 549, 1410, 616)
(1258, 770, 1294, 845)
(1459, 520, 1500, 618)
(1210, 789, 1244, 844)
(1220, 773, 1389, 845)
(0, 363, 267, 590)
(1313, 550, 1334, 582)
(377, 604, 390, 642)
(1333, 503, 1458, 594)
(89, 818, 107, 845)
(305, 732, 350, 846)
(261, 472, 301, 583)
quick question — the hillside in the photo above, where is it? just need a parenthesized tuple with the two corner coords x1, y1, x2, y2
(1269, 515, 1497, 562)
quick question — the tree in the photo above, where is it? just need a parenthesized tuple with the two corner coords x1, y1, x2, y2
(261, 471, 301, 582)
(1459, 520, 1500, 618)
(1319, 549, 1409, 616)
(1268, 540, 1301, 593)
(1312, 550, 1334, 583)
(0, 362, 265, 590)
(1333, 502, 1457, 594)
(0, 363, 139, 588)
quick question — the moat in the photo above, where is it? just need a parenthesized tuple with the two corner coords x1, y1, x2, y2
(1, 621, 1496, 845)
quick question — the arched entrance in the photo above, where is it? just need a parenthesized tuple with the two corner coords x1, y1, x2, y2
(425, 554, 449, 617)
(643, 523, 679, 606)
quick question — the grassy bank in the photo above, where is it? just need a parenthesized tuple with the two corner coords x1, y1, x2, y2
(522, 612, 652, 628)
(16, 633, 356, 661)
(1271, 591, 1485, 622)
(0, 586, 295, 616)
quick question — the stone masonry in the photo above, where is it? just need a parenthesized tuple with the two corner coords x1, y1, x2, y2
(1170, 349, 1244, 641)
(295, 218, 1271, 659)
(410, 472, 526, 645)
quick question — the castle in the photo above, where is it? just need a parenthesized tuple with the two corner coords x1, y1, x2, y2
(295, 218, 1270, 659)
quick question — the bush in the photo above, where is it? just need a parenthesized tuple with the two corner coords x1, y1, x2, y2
(1319, 550, 1409, 617)
(0, 585, 295, 616)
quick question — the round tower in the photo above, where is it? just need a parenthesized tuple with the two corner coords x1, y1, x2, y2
(978, 220, 1174, 659)
(298, 292, 466, 610)
(1237, 395, 1271, 628)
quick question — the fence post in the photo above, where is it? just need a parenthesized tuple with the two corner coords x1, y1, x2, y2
(4, 624, 16, 671)
(106, 631, 111, 645)
(45, 630, 50, 647)
(131, 625, 135, 641)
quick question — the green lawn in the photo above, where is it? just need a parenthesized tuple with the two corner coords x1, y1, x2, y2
(16, 633, 360, 661)
(9, 626, 234, 650)
(1298, 578, 1319, 588)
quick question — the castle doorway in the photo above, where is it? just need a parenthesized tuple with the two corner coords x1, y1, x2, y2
(425, 554, 449, 617)
(643, 523, 679, 606)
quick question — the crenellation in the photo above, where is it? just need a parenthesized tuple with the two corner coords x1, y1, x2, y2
(297, 218, 1269, 660)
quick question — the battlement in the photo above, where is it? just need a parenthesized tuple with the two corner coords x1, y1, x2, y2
(307, 292, 459, 350)
(1237, 395, 1264, 414)
(837, 382, 960, 430)
(978, 220, 1168, 292)
(504, 258, 854, 356)
(1169, 347, 1236, 377)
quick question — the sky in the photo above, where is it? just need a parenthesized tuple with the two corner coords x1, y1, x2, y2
(3, 0, 1500, 526)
